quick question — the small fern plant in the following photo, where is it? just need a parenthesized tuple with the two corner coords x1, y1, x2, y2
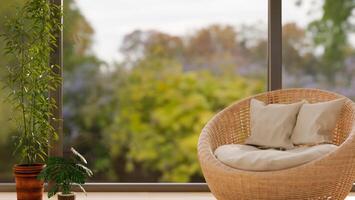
(38, 147, 93, 198)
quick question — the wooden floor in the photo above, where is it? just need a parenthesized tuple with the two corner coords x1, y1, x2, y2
(0, 192, 214, 200)
(1, 193, 355, 200)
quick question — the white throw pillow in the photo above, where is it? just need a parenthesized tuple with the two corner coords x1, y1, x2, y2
(245, 99, 305, 149)
(291, 98, 346, 145)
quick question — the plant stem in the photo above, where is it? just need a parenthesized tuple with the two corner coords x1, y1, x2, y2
(19, 23, 30, 164)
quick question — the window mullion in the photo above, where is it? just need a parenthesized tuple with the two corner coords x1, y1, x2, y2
(268, 0, 282, 91)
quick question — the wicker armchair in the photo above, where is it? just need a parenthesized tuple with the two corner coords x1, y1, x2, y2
(198, 88, 355, 200)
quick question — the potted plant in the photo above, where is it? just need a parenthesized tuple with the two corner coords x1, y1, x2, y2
(1, 0, 61, 199)
(38, 147, 93, 200)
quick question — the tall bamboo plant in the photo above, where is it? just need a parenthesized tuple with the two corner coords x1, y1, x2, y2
(2, 0, 62, 165)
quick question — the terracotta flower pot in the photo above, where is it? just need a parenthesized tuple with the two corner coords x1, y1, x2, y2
(13, 164, 45, 200)
(58, 193, 75, 200)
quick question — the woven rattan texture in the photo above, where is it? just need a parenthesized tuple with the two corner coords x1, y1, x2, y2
(198, 88, 355, 200)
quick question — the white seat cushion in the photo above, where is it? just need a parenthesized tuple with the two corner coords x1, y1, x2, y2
(214, 144, 337, 171)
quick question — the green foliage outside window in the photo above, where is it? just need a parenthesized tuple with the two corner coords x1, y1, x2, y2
(106, 59, 263, 182)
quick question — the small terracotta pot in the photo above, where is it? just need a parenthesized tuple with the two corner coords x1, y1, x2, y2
(58, 193, 75, 200)
(13, 164, 45, 200)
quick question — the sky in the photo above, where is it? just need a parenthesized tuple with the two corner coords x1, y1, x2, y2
(74, 0, 322, 63)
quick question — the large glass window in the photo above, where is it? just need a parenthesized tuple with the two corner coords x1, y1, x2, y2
(283, 0, 355, 100)
(1, 0, 354, 185)
(63, 0, 267, 182)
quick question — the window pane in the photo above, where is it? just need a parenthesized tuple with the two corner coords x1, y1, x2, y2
(64, 0, 268, 182)
(0, 89, 16, 182)
(282, 0, 355, 100)
(0, 0, 23, 183)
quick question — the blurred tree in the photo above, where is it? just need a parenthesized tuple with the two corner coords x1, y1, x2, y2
(121, 25, 262, 76)
(186, 25, 237, 58)
(283, 23, 319, 76)
(308, 0, 355, 82)
(105, 28, 265, 182)
(185, 25, 240, 74)
(120, 30, 184, 67)
(106, 58, 263, 182)
(62, 0, 98, 72)
(61, 0, 112, 181)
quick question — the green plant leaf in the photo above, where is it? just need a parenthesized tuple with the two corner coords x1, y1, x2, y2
(71, 147, 87, 164)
